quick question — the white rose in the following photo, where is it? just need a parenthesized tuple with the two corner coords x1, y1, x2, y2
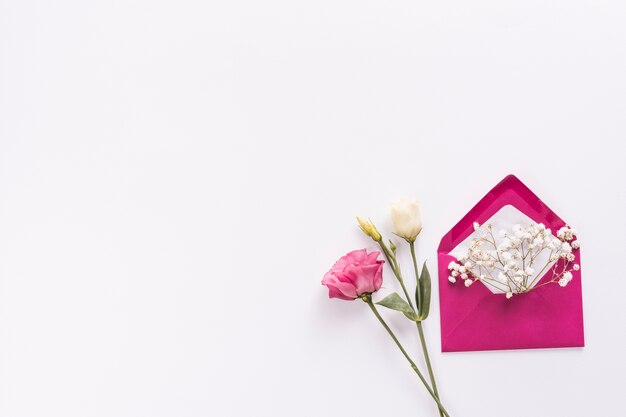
(390, 198, 423, 242)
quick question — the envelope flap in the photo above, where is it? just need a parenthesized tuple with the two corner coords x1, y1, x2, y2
(438, 175, 566, 253)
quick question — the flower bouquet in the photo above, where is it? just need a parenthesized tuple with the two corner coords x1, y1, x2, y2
(321, 199, 450, 416)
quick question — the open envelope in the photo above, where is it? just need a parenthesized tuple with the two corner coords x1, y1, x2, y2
(438, 175, 585, 352)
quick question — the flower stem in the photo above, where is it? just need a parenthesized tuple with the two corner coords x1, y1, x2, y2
(410, 241, 444, 417)
(416, 322, 442, 416)
(378, 240, 445, 415)
(378, 241, 413, 307)
(364, 298, 451, 417)
(410, 242, 422, 312)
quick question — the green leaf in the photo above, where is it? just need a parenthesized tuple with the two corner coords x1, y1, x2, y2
(375, 293, 418, 321)
(417, 262, 431, 320)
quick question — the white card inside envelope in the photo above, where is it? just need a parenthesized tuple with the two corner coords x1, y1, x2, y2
(449, 204, 558, 293)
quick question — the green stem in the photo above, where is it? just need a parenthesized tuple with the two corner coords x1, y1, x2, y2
(409, 242, 422, 312)
(416, 322, 442, 416)
(410, 241, 444, 417)
(378, 241, 413, 307)
(378, 239, 445, 415)
(365, 298, 451, 417)
(378, 241, 400, 278)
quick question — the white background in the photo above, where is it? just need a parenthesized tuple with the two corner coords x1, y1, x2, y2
(1, 1, 625, 416)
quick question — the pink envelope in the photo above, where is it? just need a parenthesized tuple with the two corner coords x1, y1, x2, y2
(438, 175, 585, 352)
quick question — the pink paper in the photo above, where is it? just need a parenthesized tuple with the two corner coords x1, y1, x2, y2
(438, 175, 585, 352)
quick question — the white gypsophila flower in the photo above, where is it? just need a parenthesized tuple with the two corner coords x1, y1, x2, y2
(473, 222, 480, 231)
(390, 197, 423, 241)
(464, 279, 472, 287)
(563, 271, 573, 282)
(558, 278, 568, 287)
(571, 240, 580, 249)
(498, 240, 511, 252)
(448, 261, 458, 270)
(557, 226, 576, 241)
(457, 221, 582, 295)
(451, 270, 459, 277)
(506, 292, 513, 299)
(573, 264, 580, 271)
(448, 276, 457, 283)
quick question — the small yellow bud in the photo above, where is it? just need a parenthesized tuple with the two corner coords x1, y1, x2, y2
(356, 216, 382, 242)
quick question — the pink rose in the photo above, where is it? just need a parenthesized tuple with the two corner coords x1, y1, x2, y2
(322, 249, 384, 300)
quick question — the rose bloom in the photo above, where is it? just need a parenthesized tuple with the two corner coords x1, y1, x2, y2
(321, 249, 384, 300)
(390, 197, 423, 241)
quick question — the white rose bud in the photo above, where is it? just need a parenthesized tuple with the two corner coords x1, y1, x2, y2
(390, 197, 423, 242)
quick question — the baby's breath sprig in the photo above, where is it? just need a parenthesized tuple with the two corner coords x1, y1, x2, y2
(447, 223, 580, 299)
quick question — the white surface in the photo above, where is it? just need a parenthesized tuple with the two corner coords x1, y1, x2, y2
(1, 1, 625, 416)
